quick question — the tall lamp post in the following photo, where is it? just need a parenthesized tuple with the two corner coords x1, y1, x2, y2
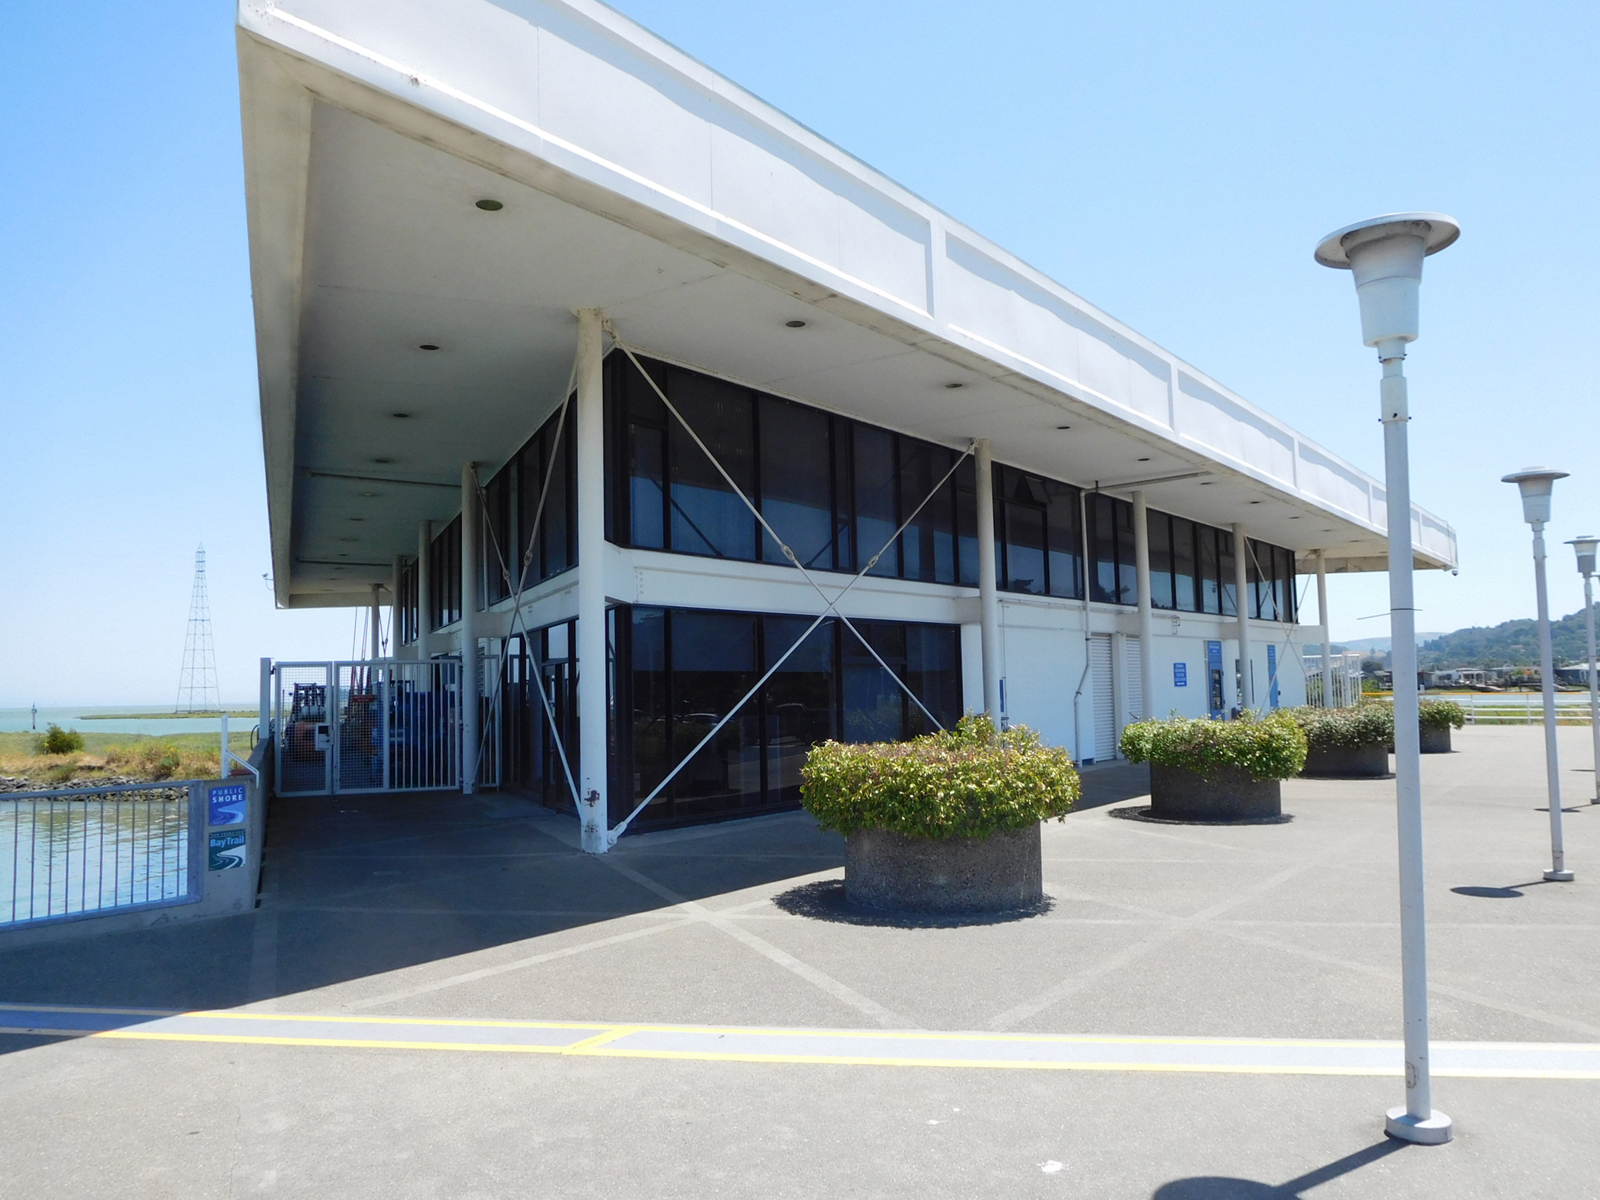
(1316, 212, 1459, 1146)
(1503, 469, 1574, 881)
(1568, 535, 1600, 803)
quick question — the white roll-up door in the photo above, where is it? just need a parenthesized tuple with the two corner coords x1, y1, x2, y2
(1124, 636, 1144, 724)
(1090, 634, 1115, 762)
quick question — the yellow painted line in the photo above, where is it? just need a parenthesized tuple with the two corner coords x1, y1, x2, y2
(561, 1027, 640, 1054)
(4, 1005, 1598, 1080)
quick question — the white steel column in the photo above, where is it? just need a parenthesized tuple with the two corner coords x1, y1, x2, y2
(1233, 522, 1254, 710)
(1133, 491, 1154, 725)
(1317, 550, 1334, 706)
(460, 465, 480, 794)
(1529, 519, 1570, 879)
(369, 583, 383, 660)
(974, 439, 1002, 721)
(392, 556, 405, 658)
(416, 521, 433, 661)
(258, 657, 272, 739)
(1585, 569, 1600, 802)
(575, 309, 609, 852)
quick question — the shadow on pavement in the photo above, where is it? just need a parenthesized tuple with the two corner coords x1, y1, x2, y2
(1076, 760, 1151, 810)
(1152, 1139, 1408, 1198)
(0, 790, 845, 1037)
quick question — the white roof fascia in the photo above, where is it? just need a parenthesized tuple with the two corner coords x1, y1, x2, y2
(236, 0, 1456, 575)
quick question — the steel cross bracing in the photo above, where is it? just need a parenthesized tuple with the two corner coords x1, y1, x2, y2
(475, 325, 972, 848)
(471, 357, 581, 803)
(602, 329, 972, 843)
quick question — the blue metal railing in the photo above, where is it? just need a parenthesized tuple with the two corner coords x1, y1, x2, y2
(0, 781, 203, 927)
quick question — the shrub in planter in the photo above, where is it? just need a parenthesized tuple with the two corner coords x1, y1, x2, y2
(1121, 712, 1306, 820)
(1290, 705, 1394, 777)
(801, 716, 1079, 912)
(1418, 699, 1465, 754)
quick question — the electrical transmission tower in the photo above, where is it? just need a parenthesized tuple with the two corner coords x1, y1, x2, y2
(175, 544, 221, 713)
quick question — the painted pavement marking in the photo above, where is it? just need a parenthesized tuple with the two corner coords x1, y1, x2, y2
(0, 1004, 1596, 1079)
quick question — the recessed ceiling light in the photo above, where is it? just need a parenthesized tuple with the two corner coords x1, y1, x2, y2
(1137, 457, 1151, 462)
(391, 412, 411, 419)
(418, 343, 440, 351)
(945, 382, 964, 390)
(785, 320, 807, 329)
(1055, 424, 1071, 431)
(358, 491, 376, 498)
(475, 199, 503, 211)
(372, 457, 393, 464)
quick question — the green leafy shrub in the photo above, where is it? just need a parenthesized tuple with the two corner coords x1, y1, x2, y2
(1418, 699, 1466, 731)
(1120, 711, 1307, 781)
(1289, 705, 1394, 752)
(800, 716, 1080, 840)
(36, 724, 84, 755)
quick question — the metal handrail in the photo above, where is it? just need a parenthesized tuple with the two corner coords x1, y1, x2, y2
(0, 780, 206, 803)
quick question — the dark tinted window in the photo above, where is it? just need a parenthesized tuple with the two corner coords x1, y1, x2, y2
(609, 604, 960, 831)
(1045, 480, 1082, 600)
(1172, 517, 1197, 611)
(759, 396, 833, 569)
(854, 425, 898, 577)
(1219, 529, 1237, 617)
(666, 370, 756, 561)
(1148, 511, 1173, 610)
(428, 516, 461, 630)
(899, 441, 958, 584)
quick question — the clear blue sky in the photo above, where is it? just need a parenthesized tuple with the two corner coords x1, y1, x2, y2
(2, 0, 1596, 705)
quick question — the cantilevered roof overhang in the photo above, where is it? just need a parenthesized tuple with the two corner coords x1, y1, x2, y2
(237, 0, 1457, 610)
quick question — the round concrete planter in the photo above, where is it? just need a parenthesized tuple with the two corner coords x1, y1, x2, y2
(844, 823, 1042, 914)
(1420, 725, 1453, 754)
(1303, 741, 1391, 777)
(1149, 763, 1281, 822)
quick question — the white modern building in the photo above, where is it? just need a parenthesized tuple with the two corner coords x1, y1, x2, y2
(237, 0, 1457, 844)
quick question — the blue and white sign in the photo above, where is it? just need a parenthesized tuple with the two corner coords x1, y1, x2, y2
(1173, 662, 1188, 688)
(209, 784, 247, 827)
(208, 829, 246, 871)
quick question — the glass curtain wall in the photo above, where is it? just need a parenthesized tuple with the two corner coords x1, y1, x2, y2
(603, 352, 1299, 621)
(613, 604, 962, 831)
(427, 516, 461, 631)
(396, 559, 419, 646)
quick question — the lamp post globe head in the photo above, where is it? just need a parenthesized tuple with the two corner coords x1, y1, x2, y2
(1568, 535, 1599, 578)
(1502, 467, 1569, 526)
(1315, 213, 1460, 358)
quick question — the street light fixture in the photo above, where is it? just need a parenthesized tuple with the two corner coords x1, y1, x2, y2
(1317, 212, 1458, 1146)
(1504, 468, 1575, 880)
(1568, 535, 1600, 803)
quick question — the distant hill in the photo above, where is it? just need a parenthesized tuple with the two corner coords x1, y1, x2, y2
(1328, 634, 1448, 655)
(1419, 612, 1592, 668)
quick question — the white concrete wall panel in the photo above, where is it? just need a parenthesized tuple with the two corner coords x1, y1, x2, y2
(1175, 373, 1296, 485)
(1296, 442, 1375, 523)
(283, 0, 545, 123)
(537, 14, 715, 209)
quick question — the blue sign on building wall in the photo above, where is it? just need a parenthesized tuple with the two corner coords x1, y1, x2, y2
(1267, 644, 1280, 708)
(1206, 640, 1225, 718)
(1173, 662, 1188, 687)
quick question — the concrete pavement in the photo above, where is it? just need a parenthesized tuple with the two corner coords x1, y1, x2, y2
(1, 725, 1597, 1197)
